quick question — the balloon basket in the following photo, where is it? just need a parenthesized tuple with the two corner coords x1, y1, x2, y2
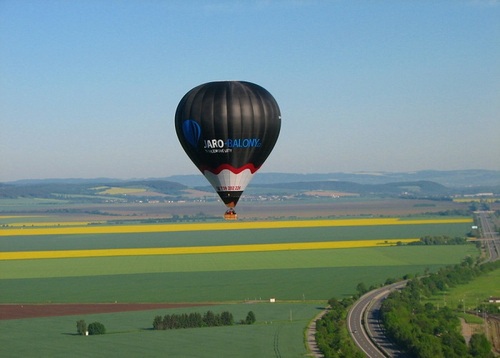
(224, 208, 238, 220)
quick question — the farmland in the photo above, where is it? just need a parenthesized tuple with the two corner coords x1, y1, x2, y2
(0, 198, 482, 357)
(0, 214, 475, 304)
(0, 303, 319, 357)
(0, 217, 472, 236)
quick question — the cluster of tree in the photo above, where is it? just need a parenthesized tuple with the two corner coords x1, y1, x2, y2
(421, 257, 499, 295)
(152, 310, 255, 330)
(407, 235, 468, 245)
(382, 296, 471, 357)
(380, 258, 499, 357)
(315, 297, 364, 358)
(469, 202, 491, 212)
(423, 209, 471, 216)
(76, 320, 106, 335)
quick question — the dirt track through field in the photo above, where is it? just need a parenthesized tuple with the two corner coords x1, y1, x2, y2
(0, 303, 210, 320)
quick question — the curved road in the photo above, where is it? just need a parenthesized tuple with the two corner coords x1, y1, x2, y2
(347, 282, 409, 357)
(345, 211, 499, 357)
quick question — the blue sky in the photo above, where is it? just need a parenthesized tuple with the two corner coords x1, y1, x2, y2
(1, 0, 499, 182)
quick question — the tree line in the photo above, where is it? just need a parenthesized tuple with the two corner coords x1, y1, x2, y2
(315, 297, 364, 358)
(316, 256, 499, 357)
(380, 258, 499, 357)
(152, 310, 255, 330)
(407, 235, 469, 245)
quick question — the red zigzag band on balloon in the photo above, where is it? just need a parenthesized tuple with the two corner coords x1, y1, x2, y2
(199, 163, 260, 175)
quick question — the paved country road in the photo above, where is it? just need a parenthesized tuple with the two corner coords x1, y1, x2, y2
(306, 307, 329, 357)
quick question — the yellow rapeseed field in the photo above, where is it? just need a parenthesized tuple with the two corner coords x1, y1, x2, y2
(0, 217, 472, 237)
(453, 198, 497, 203)
(0, 238, 418, 260)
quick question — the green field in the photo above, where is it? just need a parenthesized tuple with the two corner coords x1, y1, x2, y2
(0, 303, 320, 358)
(0, 216, 480, 357)
(0, 245, 479, 357)
(0, 222, 472, 252)
(0, 245, 478, 303)
(428, 268, 500, 311)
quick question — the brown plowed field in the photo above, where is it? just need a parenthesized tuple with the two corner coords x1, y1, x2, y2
(0, 303, 210, 320)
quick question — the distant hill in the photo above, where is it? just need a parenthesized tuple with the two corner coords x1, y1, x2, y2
(166, 170, 500, 188)
(251, 180, 450, 196)
(1, 170, 499, 201)
(0, 180, 187, 200)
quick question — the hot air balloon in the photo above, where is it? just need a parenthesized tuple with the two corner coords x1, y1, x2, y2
(175, 81, 281, 219)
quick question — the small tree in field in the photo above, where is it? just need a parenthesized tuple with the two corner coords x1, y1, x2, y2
(245, 311, 256, 325)
(76, 320, 87, 335)
(87, 322, 106, 335)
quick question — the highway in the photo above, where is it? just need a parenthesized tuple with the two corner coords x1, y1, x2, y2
(476, 211, 500, 262)
(346, 211, 499, 357)
(347, 282, 409, 358)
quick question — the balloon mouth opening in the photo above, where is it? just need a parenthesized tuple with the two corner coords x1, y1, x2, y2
(219, 191, 243, 208)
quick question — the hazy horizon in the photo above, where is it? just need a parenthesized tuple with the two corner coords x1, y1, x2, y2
(1, 1, 499, 182)
(3, 168, 499, 185)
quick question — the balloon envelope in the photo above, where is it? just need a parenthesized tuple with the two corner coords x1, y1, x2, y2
(175, 81, 281, 209)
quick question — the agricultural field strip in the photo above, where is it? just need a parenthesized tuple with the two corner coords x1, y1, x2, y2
(0, 216, 45, 219)
(6, 221, 106, 227)
(0, 238, 418, 260)
(1, 246, 477, 281)
(0, 217, 472, 236)
(453, 198, 497, 203)
(96, 187, 147, 195)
